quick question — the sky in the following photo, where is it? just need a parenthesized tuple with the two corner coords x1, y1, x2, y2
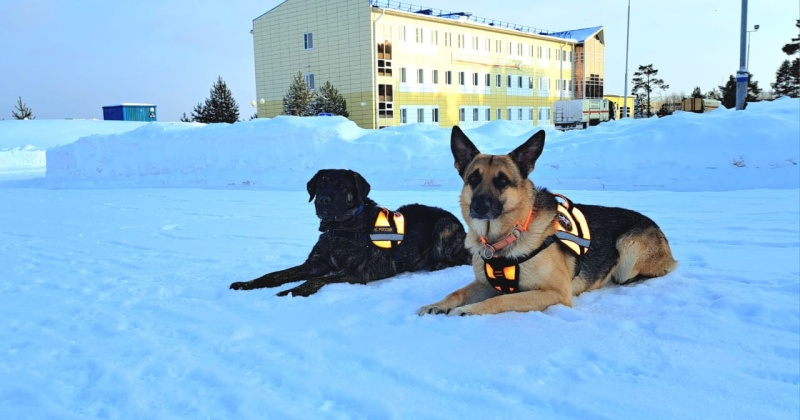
(0, 99, 798, 418)
(1, 0, 797, 122)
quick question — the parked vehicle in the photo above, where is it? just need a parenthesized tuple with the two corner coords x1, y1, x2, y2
(553, 99, 611, 130)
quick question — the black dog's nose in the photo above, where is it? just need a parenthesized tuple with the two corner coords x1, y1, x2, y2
(316, 195, 332, 205)
(470, 194, 501, 220)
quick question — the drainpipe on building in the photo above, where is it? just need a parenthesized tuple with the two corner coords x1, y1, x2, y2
(373, 7, 385, 129)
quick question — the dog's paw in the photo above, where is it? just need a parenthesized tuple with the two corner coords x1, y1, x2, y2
(229, 281, 251, 290)
(417, 304, 452, 316)
(446, 307, 475, 317)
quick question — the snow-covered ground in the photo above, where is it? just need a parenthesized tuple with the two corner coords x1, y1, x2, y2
(1, 99, 798, 418)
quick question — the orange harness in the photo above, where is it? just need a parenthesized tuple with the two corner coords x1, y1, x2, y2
(370, 207, 405, 249)
(481, 193, 591, 294)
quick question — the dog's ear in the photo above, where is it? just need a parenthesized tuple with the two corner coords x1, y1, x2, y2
(508, 130, 545, 177)
(306, 170, 323, 202)
(349, 170, 371, 202)
(451, 126, 480, 177)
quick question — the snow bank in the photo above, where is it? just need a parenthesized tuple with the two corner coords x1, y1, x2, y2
(3, 99, 799, 190)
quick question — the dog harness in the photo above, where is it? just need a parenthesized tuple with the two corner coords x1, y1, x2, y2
(370, 207, 405, 249)
(481, 193, 591, 294)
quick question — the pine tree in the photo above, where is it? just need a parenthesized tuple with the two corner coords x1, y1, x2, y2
(311, 81, 349, 117)
(191, 76, 240, 123)
(719, 73, 761, 109)
(772, 59, 800, 98)
(631, 64, 669, 117)
(11, 96, 34, 120)
(690, 87, 704, 98)
(781, 19, 799, 55)
(283, 72, 314, 116)
(180, 112, 193, 122)
(705, 88, 721, 100)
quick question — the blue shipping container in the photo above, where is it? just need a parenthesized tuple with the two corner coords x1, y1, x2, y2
(102, 104, 157, 121)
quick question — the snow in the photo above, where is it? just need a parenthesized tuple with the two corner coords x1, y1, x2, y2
(1, 99, 798, 418)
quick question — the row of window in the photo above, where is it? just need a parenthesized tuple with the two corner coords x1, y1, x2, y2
(399, 26, 572, 62)
(398, 68, 573, 91)
(397, 106, 553, 125)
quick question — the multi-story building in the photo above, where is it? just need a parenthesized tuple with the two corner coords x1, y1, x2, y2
(252, 0, 606, 129)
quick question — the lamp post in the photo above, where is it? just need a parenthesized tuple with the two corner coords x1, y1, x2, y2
(622, 0, 631, 118)
(746, 24, 759, 70)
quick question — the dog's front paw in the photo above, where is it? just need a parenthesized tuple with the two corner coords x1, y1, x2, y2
(446, 306, 475, 317)
(417, 304, 452, 316)
(230, 281, 251, 290)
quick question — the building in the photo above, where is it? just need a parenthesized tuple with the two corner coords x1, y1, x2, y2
(252, 0, 606, 129)
(102, 104, 157, 122)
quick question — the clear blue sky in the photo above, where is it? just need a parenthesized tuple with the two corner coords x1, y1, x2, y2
(1, 0, 797, 121)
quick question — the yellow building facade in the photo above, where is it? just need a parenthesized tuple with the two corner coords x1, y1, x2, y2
(253, 0, 606, 129)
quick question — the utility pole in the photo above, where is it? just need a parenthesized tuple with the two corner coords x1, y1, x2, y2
(735, 0, 749, 110)
(622, 0, 631, 118)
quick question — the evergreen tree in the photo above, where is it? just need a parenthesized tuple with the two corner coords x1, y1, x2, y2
(191, 76, 240, 123)
(705, 88, 722, 100)
(311, 81, 349, 117)
(781, 19, 799, 55)
(772, 59, 800, 98)
(690, 87, 704, 98)
(719, 73, 761, 109)
(772, 20, 800, 98)
(180, 112, 193, 122)
(631, 64, 669, 117)
(283, 72, 314, 116)
(11, 96, 34, 120)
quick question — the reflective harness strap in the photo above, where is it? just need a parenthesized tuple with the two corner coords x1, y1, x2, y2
(553, 193, 591, 257)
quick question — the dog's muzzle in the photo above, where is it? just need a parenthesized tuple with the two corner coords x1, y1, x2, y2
(469, 194, 502, 220)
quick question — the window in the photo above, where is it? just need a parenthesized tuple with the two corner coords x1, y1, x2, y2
(538, 107, 551, 122)
(485, 38, 491, 52)
(303, 33, 313, 50)
(528, 77, 533, 89)
(517, 76, 523, 88)
(459, 71, 465, 86)
(431, 30, 439, 45)
(472, 36, 479, 50)
(517, 43, 523, 56)
(417, 68, 424, 84)
(496, 39, 502, 53)
(378, 84, 393, 118)
(458, 34, 465, 49)
(496, 74, 501, 88)
(473, 72, 479, 86)
(518, 108, 523, 120)
(400, 26, 407, 42)
(507, 75, 511, 88)
(537, 46, 543, 58)
(401, 108, 407, 124)
(400, 67, 407, 83)
(507, 108, 511, 120)
(432, 108, 439, 123)
(486, 108, 491, 121)
(377, 42, 392, 76)
(472, 108, 478, 122)
(433, 69, 439, 84)
(416, 28, 423, 43)
(529, 45, 534, 57)
(459, 108, 465, 122)
(445, 70, 452, 85)
(547, 48, 551, 59)
(497, 108, 501, 120)
(444, 32, 451, 47)
(485, 73, 491, 87)
(417, 108, 424, 123)
(507, 42, 512, 55)
(528, 109, 534, 120)
(305, 73, 315, 90)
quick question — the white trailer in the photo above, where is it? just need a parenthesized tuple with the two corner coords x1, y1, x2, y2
(553, 99, 611, 130)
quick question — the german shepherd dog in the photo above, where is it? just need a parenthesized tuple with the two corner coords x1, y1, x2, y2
(230, 169, 470, 297)
(418, 127, 677, 316)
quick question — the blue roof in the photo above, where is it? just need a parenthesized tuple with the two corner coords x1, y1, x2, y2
(370, 0, 602, 42)
(539, 26, 604, 43)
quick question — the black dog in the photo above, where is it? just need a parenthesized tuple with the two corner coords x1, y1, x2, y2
(230, 169, 471, 297)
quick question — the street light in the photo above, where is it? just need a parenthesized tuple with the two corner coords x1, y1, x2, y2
(746, 24, 759, 70)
